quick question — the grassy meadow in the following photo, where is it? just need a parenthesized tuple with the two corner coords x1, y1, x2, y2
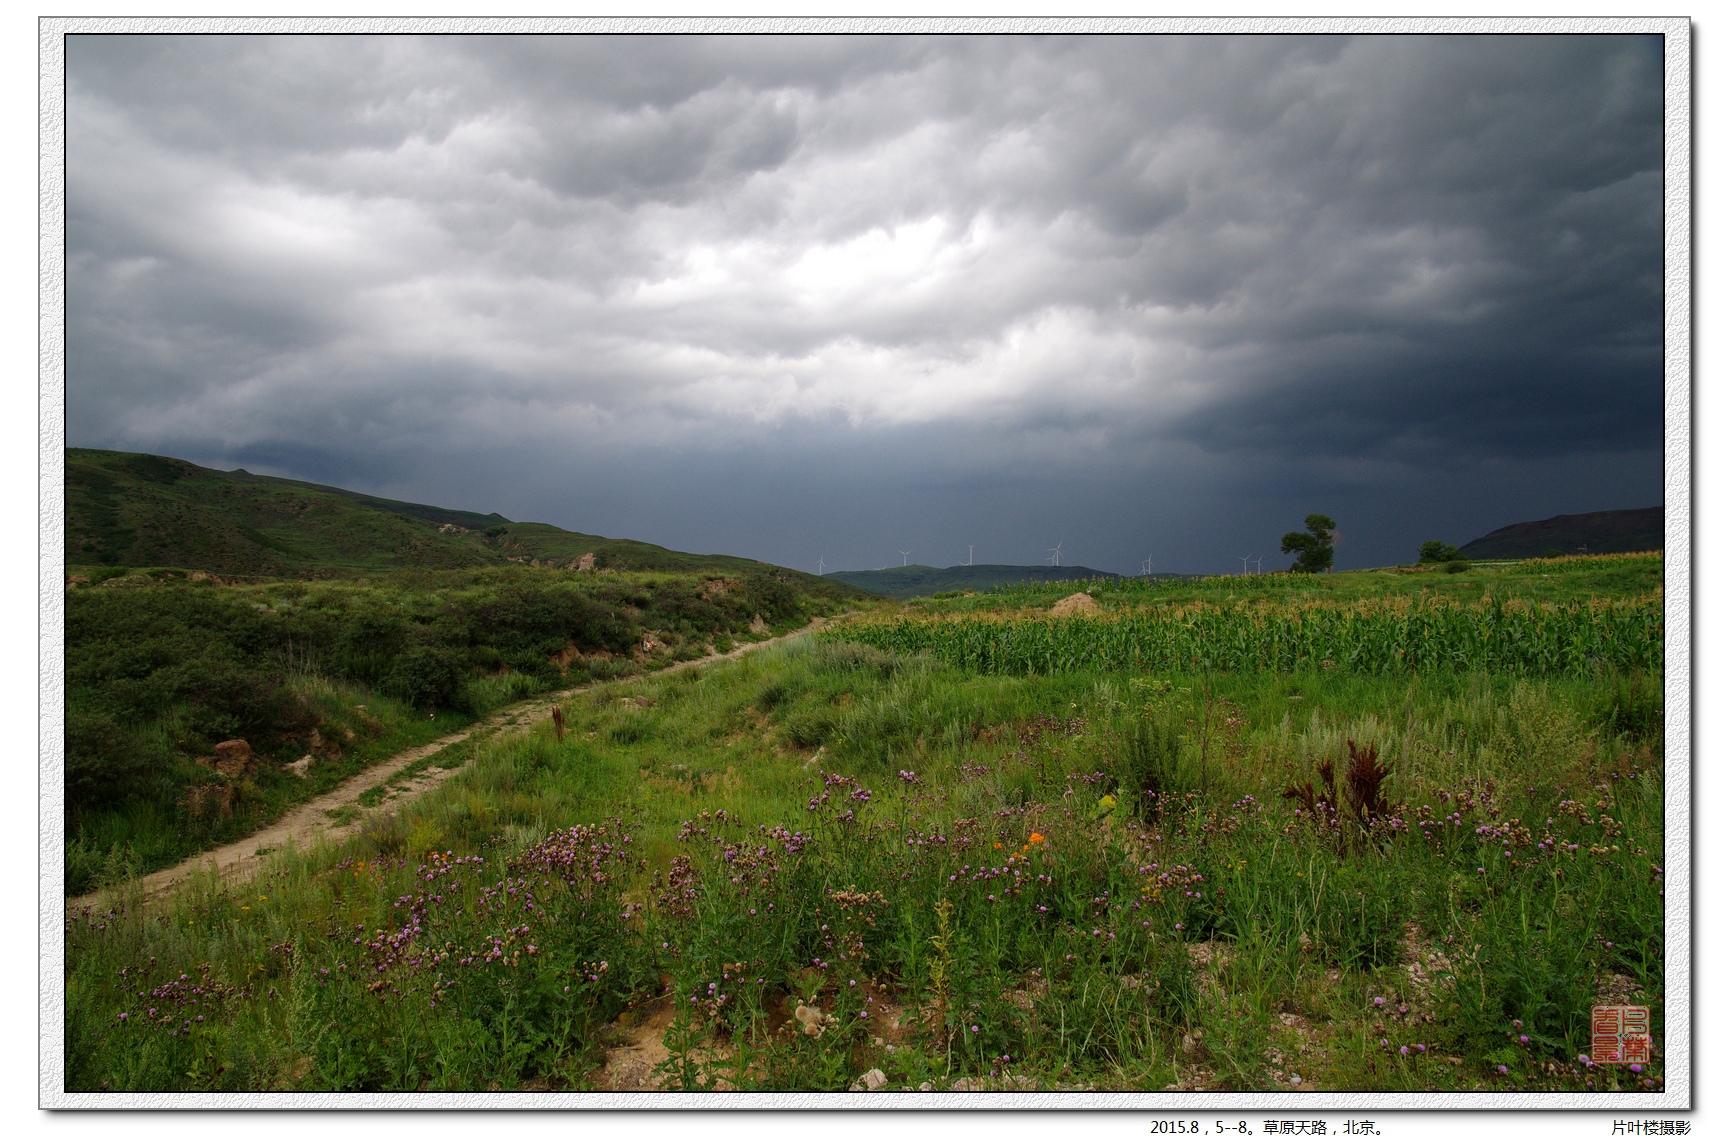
(64, 554, 1667, 1094)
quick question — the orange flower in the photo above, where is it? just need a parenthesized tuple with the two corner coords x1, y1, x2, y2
(994, 842, 1003, 849)
(1029, 832, 1046, 845)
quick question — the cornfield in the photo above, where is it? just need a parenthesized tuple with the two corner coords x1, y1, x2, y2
(827, 594, 1662, 678)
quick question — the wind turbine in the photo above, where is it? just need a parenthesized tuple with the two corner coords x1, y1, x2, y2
(1253, 555, 1263, 574)
(899, 549, 911, 567)
(966, 544, 974, 567)
(817, 555, 825, 576)
(1240, 556, 1253, 576)
(1141, 555, 1153, 576)
(1047, 541, 1063, 567)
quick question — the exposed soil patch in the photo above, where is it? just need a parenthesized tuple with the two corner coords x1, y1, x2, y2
(594, 995, 676, 1091)
(1265, 1010, 1327, 1090)
(1401, 920, 1454, 996)
(1595, 972, 1643, 1006)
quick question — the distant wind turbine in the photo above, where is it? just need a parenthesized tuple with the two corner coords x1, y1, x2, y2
(1047, 542, 1063, 567)
(899, 549, 911, 567)
(1141, 555, 1153, 576)
(1240, 556, 1253, 575)
(966, 544, 974, 567)
(817, 555, 825, 576)
(1254, 555, 1263, 574)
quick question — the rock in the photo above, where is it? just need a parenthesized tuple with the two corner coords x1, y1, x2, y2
(749, 614, 770, 634)
(918, 1081, 933, 1092)
(66, 574, 89, 588)
(1050, 592, 1100, 617)
(284, 754, 314, 779)
(851, 1068, 888, 1092)
(210, 740, 254, 779)
(574, 552, 596, 571)
(951, 1077, 986, 1092)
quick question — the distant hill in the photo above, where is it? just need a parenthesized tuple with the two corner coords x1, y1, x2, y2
(1457, 506, 1664, 560)
(65, 447, 857, 588)
(825, 563, 1165, 601)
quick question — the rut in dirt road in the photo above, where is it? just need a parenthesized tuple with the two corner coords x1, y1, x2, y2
(68, 618, 828, 911)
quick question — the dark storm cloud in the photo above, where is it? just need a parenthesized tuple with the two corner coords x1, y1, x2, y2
(64, 33, 1663, 571)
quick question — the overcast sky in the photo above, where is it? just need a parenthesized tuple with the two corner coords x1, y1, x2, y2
(65, 34, 1664, 574)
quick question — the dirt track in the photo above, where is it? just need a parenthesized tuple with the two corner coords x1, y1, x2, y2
(68, 619, 826, 911)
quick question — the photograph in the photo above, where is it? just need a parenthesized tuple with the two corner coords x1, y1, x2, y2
(43, 20, 1687, 1120)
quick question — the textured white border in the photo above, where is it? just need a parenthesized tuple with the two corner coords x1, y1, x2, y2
(38, 14, 66, 1117)
(39, 15, 1692, 1114)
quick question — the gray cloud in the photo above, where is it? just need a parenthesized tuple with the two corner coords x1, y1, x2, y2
(65, 34, 1663, 572)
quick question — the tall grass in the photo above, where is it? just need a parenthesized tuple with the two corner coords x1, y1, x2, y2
(831, 594, 1661, 679)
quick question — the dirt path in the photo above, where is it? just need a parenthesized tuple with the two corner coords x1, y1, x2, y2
(69, 618, 827, 911)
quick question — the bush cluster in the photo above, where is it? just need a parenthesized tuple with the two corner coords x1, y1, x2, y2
(65, 568, 815, 825)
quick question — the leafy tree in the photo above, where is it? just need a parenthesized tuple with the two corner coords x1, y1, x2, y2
(1281, 514, 1337, 574)
(1418, 540, 1460, 564)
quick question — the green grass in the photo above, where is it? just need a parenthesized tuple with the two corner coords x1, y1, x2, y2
(65, 560, 1667, 1092)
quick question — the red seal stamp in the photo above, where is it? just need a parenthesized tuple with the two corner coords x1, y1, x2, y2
(1591, 1004, 1651, 1065)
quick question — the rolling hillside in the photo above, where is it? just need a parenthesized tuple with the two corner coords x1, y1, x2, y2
(65, 448, 847, 584)
(824, 562, 1173, 601)
(1457, 506, 1664, 560)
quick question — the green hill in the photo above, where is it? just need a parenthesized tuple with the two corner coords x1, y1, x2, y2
(824, 562, 1169, 601)
(65, 448, 844, 584)
(1457, 506, 1664, 560)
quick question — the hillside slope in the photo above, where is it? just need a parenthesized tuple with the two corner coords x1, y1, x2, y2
(1457, 506, 1663, 560)
(825, 562, 1165, 601)
(66, 448, 843, 583)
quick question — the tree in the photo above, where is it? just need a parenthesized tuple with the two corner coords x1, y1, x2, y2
(1417, 540, 1460, 564)
(1281, 514, 1337, 574)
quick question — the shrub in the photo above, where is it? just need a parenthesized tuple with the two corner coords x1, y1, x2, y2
(1418, 541, 1460, 564)
(383, 645, 466, 710)
(1117, 717, 1186, 808)
(1443, 560, 1472, 574)
(64, 709, 159, 814)
(742, 571, 799, 621)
